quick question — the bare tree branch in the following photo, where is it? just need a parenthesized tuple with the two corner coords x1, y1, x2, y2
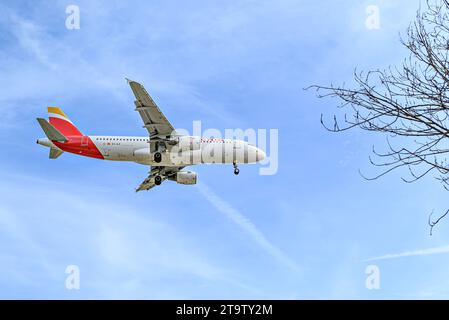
(308, 0, 449, 234)
(429, 209, 449, 235)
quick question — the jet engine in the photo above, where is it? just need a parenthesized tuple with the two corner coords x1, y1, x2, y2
(171, 171, 197, 185)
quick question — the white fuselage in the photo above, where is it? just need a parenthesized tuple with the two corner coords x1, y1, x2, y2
(38, 135, 266, 166)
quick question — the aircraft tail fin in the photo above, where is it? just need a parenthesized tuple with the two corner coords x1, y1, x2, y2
(36, 118, 68, 142)
(47, 107, 83, 136)
(49, 147, 64, 159)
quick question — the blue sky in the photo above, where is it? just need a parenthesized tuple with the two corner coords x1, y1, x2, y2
(2, 0, 449, 299)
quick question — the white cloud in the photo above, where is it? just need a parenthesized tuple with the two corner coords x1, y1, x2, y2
(197, 182, 301, 274)
(0, 172, 259, 298)
(365, 245, 449, 262)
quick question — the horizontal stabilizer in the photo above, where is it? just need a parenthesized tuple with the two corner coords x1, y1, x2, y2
(36, 118, 68, 142)
(49, 148, 64, 159)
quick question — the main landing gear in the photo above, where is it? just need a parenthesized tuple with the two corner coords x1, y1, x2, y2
(155, 175, 162, 185)
(233, 161, 240, 175)
(154, 151, 162, 163)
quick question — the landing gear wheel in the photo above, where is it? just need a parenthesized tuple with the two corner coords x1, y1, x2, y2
(154, 175, 162, 185)
(154, 152, 162, 163)
(233, 161, 239, 175)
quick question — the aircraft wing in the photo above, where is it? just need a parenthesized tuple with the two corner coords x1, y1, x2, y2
(136, 166, 185, 192)
(127, 79, 175, 137)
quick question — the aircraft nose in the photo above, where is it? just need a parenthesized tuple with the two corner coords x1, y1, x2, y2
(256, 148, 266, 161)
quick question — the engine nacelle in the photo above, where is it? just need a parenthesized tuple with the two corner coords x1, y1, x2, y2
(173, 171, 197, 185)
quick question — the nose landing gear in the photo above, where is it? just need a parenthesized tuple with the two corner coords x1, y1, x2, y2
(233, 161, 240, 175)
(155, 175, 162, 185)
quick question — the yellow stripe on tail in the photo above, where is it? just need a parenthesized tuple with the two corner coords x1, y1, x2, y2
(48, 107, 70, 120)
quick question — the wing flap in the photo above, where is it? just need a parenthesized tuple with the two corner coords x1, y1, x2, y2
(136, 167, 162, 192)
(128, 79, 175, 137)
(135, 166, 186, 192)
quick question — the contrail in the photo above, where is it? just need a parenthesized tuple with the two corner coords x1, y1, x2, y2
(365, 245, 449, 262)
(197, 182, 301, 273)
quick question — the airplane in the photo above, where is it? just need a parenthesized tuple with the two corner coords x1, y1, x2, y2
(36, 79, 266, 191)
